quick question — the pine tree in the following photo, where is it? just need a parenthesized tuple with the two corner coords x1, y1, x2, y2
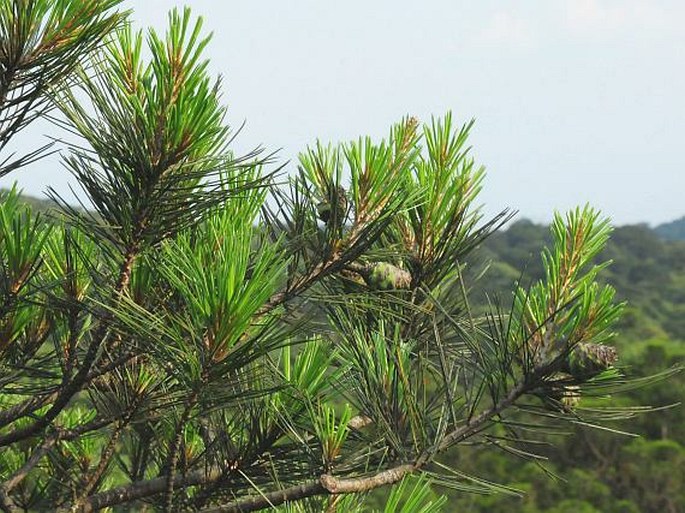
(0, 3, 674, 512)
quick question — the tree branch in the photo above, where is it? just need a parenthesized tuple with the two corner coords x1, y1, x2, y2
(199, 466, 417, 513)
(62, 469, 224, 513)
(199, 480, 324, 513)
(0, 250, 138, 447)
(61, 377, 531, 512)
(197, 383, 529, 513)
(201, 380, 531, 513)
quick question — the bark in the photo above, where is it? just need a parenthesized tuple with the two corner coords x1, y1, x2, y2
(64, 470, 223, 513)
(199, 466, 416, 513)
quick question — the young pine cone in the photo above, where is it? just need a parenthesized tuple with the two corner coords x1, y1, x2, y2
(563, 343, 618, 381)
(316, 187, 348, 225)
(364, 262, 412, 291)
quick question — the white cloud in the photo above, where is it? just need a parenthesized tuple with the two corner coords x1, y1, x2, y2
(565, 0, 676, 35)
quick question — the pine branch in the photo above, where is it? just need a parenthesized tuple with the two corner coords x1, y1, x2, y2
(199, 466, 417, 513)
(0, 352, 139, 429)
(62, 375, 531, 512)
(61, 469, 224, 513)
(0, 249, 138, 447)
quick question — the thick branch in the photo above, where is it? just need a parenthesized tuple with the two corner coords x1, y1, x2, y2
(201, 382, 530, 513)
(198, 383, 527, 513)
(200, 465, 416, 513)
(63, 469, 223, 513)
(319, 465, 416, 494)
(199, 480, 323, 513)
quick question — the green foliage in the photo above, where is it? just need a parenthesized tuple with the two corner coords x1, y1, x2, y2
(379, 476, 447, 513)
(512, 207, 622, 354)
(54, 6, 263, 254)
(0, 186, 51, 361)
(479, 219, 685, 341)
(0, 3, 678, 513)
(442, 218, 685, 513)
(0, 0, 126, 176)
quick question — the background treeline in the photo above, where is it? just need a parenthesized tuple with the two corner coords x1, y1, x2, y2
(655, 216, 685, 242)
(6, 189, 684, 512)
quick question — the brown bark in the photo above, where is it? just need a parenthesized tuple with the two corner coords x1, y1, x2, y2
(65, 469, 223, 513)
(199, 466, 416, 513)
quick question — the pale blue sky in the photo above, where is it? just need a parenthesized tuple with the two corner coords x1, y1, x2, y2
(2, 0, 684, 225)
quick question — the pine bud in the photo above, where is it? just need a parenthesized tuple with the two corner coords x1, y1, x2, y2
(559, 386, 581, 410)
(564, 343, 618, 381)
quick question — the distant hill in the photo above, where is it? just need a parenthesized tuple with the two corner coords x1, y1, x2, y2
(655, 216, 685, 241)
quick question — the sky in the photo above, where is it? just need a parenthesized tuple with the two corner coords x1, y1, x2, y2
(2, 0, 684, 226)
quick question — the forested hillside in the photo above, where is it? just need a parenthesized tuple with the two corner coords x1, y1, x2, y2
(0, 189, 57, 212)
(656, 216, 685, 242)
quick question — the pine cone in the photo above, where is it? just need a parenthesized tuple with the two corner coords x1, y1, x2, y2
(364, 262, 412, 290)
(317, 186, 348, 225)
(564, 343, 618, 381)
